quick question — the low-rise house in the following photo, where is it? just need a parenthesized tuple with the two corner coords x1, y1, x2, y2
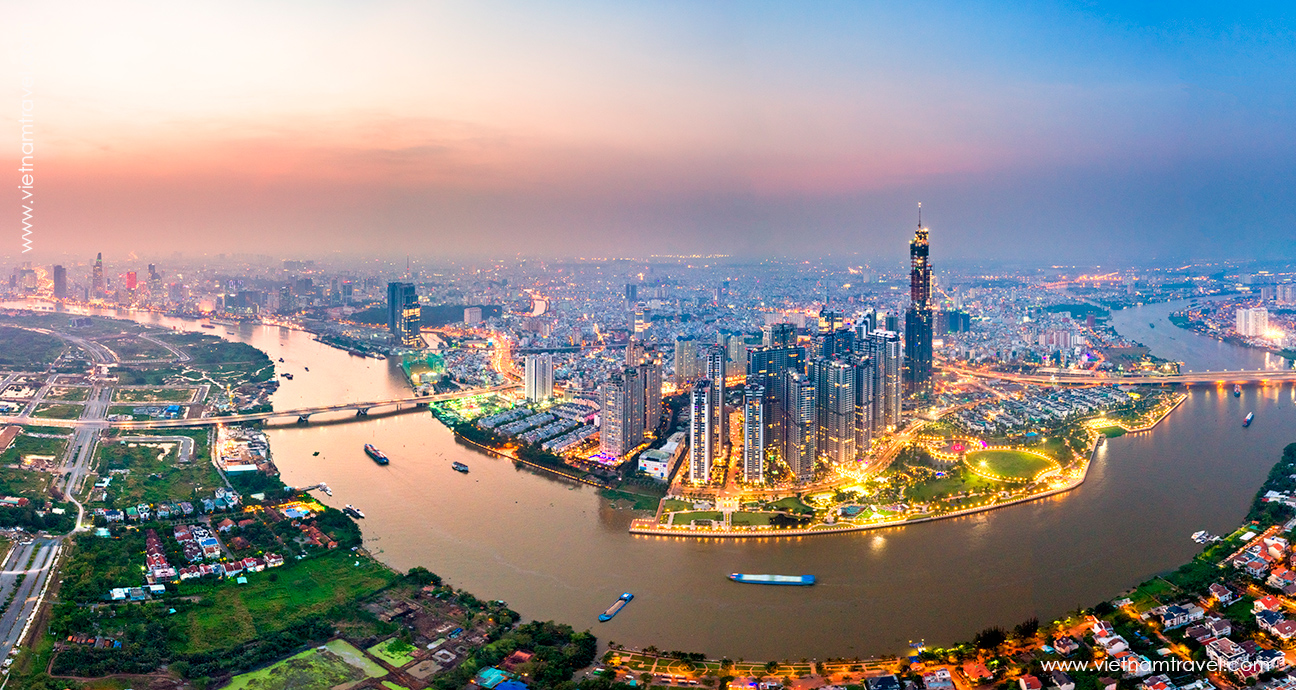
(1257, 610, 1285, 633)
(265, 553, 284, 568)
(1159, 604, 1204, 629)
(1139, 675, 1174, 690)
(1052, 636, 1080, 656)
(1268, 568, 1296, 591)
(962, 662, 993, 685)
(1205, 638, 1248, 672)
(1018, 675, 1042, 690)
(1255, 595, 1284, 613)
(1047, 671, 1075, 690)
(867, 675, 901, 690)
(921, 669, 954, 690)
(1256, 648, 1287, 672)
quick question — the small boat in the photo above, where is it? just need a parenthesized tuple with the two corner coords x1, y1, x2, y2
(312, 451, 320, 456)
(598, 593, 634, 622)
(1149, 322, 1155, 328)
(278, 357, 284, 363)
(365, 444, 390, 465)
(1234, 385, 1242, 397)
(452, 462, 469, 473)
(728, 573, 816, 586)
(1243, 412, 1254, 427)
(200, 324, 215, 329)
(343, 504, 365, 519)
(319, 483, 332, 496)
(304, 367, 309, 372)
(280, 373, 294, 380)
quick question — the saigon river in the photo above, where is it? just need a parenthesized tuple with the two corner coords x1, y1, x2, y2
(10, 300, 1296, 660)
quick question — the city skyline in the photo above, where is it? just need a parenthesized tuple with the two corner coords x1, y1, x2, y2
(5, 2, 1296, 262)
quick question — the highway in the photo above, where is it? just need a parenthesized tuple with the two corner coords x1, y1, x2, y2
(0, 538, 60, 660)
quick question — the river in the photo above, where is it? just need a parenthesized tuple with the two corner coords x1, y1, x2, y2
(11, 300, 1296, 660)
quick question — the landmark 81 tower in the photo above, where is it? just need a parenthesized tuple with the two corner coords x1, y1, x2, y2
(904, 204, 933, 394)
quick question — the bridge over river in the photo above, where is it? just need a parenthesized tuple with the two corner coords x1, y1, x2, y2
(949, 367, 1296, 386)
(0, 383, 519, 430)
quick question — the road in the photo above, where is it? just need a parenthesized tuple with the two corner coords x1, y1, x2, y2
(0, 538, 60, 659)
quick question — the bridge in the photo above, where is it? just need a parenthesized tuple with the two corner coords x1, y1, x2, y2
(946, 366, 1296, 386)
(0, 383, 520, 430)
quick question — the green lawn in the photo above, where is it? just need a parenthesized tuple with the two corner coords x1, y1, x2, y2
(368, 636, 418, 668)
(95, 436, 223, 505)
(670, 511, 723, 524)
(1098, 426, 1127, 438)
(31, 402, 83, 420)
(111, 386, 197, 403)
(100, 336, 174, 361)
(45, 386, 90, 402)
(0, 327, 64, 368)
(965, 449, 1057, 481)
(223, 639, 386, 690)
(767, 496, 814, 514)
(660, 499, 693, 512)
(178, 551, 399, 653)
(731, 511, 772, 526)
(907, 469, 1001, 502)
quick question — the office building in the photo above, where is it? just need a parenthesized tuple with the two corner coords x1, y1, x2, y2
(600, 367, 645, 459)
(91, 253, 105, 295)
(688, 383, 712, 483)
(524, 354, 553, 401)
(1236, 308, 1269, 337)
(625, 283, 638, 303)
(52, 265, 66, 299)
(742, 384, 765, 483)
(784, 372, 817, 482)
(747, 342, 806, 468)
(386, 282, 421, 347)
(763, 322, 797, 348)
(463, 306, 483, 325)
(904, 206, 934, 394)
(726, 334, 748, 374)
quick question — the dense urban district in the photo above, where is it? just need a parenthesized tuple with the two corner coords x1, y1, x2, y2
(0, 236, 1294, 690)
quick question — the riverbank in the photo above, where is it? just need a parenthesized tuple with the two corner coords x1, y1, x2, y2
(631, 392, 1186, 540)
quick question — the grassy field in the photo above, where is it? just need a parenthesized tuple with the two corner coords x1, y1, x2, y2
(100, 336, 174, 361)
(95, 437, 223, 505)
(31, 402, 83, 420)
(158, 332, 274, 384)
(906, 469, 1000, 502)
(613, 652, 815, 678)
(731, 511, 772, 526)
(0, 433, 68, 465)
(660, 499, 693, 512)
(368, 636, 418, 667)
(0, 466, 53, 499)
(965, 449, 1057, 481)
(766, 496, 814, 514)
(223, 639, 386, 690)
(670, 511, 723, 524)
(0, 326, 64, 369)
(46, 386, 90, 402)
(111, 386, 197, 403)
(178, 552, 399, 653)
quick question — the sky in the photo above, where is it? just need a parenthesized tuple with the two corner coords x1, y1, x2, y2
(4, 0, 1295, 263)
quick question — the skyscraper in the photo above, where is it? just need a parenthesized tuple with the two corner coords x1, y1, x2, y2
(853, 356, 874, 452)
(52, 265, 66, 299)
(600, 367, 645, 459)
(386, 282, 421, 347)
(904, 205, 934, 394)
(869, 330, 902, 431)
(524, 354, 553, 401)
(1236, 308, 1269, 337)
(91, 253, 104, 295)
(813, 358, 857, 465)
(763, 322, 796, 348)
(673, 336, 700, 386)
(704, 345, 727, 460)
(784, 372, 817, 482)
(747, 342, 806, 469)
(688, 382, 712, 483)
(640, 349, 663, 436)
(742, 384, 765, 484)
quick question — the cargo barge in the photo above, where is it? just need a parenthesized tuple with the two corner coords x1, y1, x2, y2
(365, 444, 389, 465)
(598, 593, 634, 621)
(728, 573, 815, 586)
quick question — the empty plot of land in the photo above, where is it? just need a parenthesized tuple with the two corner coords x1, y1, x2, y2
(31, 403, 83, 420)
(45, 386, 91, 402)
(111, 387, 198, 403)
(223, 639, 387, 690)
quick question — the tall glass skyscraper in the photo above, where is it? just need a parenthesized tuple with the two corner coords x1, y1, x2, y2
(904, 205, 934, 393)
(386, 282, 421, 347)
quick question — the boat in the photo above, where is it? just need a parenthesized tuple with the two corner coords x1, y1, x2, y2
(319, 483, 332, 496)
(1243, 412, 1254, 427)
(452, 462, 469, 473)
(1234, 384, 1242, 397)
(728, 573, 816, 586)
(304, 367, 309, 372)
(200, 324, 215, 329)
(1149, 322, 1155, 328)
(278, 357, 284, 363)
(598, 593, 634, 622)
(364, 444, 390, 465)
(280, 372, 294, 380)
(1191, 531, 1220, 544)
(343, 504, 365, 519)
(312, 451, 320, 456)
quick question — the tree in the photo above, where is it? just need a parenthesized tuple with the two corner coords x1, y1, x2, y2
(1013, 617, 1040, 640)
(973, 627, 1007, 650)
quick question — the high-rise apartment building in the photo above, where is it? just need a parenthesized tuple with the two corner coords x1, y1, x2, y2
(784, 372, 817, 482)
(853, 356, 874, 452)
(763, 322, 797, 348)
(463, 306, 483, 325)
(600, 367, 645, 459)
(386, 282, 421, 347)
(688, 382, 712, 483)
(673, 336, 700, 385)
(742, 384, 765, 484)
(640, 350, 663, 436)
(904, 205, 934, 394)
(524, 353, 554, 401)
(813, 358, 857, 464)
(52, 265, 66, 299)
(868, 330, 902, 432)
(1236, 308, 1269, 337)
(747, 342, 806, 471)
(704, 345, 727, 460)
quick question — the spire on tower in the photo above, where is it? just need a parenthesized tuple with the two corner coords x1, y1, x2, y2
(917, 202, 922, 228)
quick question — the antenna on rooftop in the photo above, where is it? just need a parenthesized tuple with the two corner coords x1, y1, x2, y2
(918, 202, 922, 228)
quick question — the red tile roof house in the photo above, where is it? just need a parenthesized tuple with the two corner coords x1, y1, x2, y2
(1254, 595, 1283, 613)
(216, 518, 236, 532)
(1018, 675, 1042, 690)
(962, 662, 993, 684)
